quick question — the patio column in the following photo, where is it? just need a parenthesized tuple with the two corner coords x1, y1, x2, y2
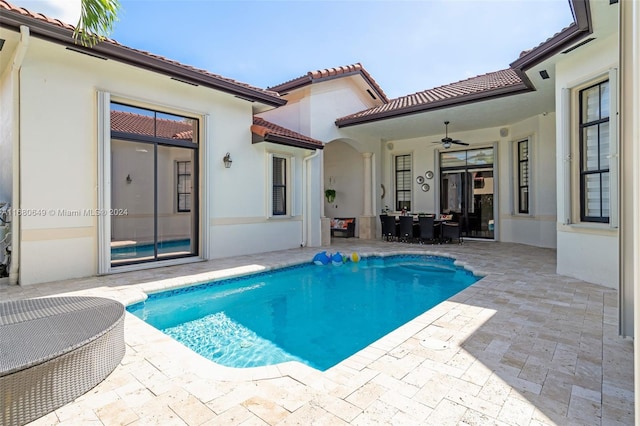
(359, 152, 376, 239)
(363, 152, 373, 216)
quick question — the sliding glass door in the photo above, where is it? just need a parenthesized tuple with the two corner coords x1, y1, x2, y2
(110, 103, 199, 266)
(440, 148, 494, 239)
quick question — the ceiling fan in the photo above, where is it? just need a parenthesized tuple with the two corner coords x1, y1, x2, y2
(432, 121, 469, 149)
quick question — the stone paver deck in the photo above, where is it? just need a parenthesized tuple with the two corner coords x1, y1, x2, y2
(0, 240, 633, 425)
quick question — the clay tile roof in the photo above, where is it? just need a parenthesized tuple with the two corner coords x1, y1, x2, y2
(269, 63, 389, 103)
(0, 1, 284, 106)
(336, 69, 527, 127)
(252, 117, 323, 150)
(110, 111, 195, 140)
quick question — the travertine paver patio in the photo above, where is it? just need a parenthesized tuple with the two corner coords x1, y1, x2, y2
(0, 240, 633, 425)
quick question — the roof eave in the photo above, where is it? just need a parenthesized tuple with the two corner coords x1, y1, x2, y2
(0, 13, 286, 107)
(270, 70, 388, 103)
(509, 0, 592, 71)
(252, 133, 323, 150)
(336, 83, 532, 128)
(268, 76, 313, 94)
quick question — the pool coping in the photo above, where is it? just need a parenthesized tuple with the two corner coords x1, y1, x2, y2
(123, 249, 487, 383)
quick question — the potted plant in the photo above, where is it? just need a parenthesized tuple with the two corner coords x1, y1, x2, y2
(325, 189, 336, 203)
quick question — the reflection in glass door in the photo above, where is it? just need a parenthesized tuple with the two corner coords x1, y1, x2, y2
(110, 103, 198, 266)
(440, 148, 494, 239)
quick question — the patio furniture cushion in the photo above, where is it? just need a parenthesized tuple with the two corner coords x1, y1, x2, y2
(330, 217, 356, 237)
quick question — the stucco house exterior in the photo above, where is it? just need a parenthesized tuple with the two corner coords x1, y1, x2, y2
(0, 1, 326, 286)
(1, 0, 640, 415)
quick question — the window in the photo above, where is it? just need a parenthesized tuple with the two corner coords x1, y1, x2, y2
(579, 80, 610, 223)
(395, 154, 411, 211)
(272, 156, 287, 216)
(517, 139, 529, 214)
(177, 161, 191, 212)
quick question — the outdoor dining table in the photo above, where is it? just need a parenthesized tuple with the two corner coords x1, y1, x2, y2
(390, 215, 446, 239)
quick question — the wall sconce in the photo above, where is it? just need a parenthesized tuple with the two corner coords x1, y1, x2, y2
(126, 174, 132, 184)
(223, 152, 232, 168)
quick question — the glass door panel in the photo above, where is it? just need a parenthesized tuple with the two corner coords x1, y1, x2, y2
(440, 171, 465, 216)
(440, 165, 494, 239)
(111, 140, 155, 264)
(157, 145, 197, 259)
(468, 169, 494, 238)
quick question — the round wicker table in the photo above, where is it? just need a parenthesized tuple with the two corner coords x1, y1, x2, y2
(0, 296, 125, 425)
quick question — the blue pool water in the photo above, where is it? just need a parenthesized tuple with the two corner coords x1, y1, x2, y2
(111, 238, 192, 259)
(127, 254, 479, 371)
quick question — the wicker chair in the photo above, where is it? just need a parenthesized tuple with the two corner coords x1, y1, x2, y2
(381, 214, 397, 241)
(441, 221, 463, 244)
(398, 216, 414, 243)
(418, 215, 437, 244)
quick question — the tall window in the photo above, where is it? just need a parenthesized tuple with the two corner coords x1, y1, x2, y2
(395, 154, 411, 211)
(177, 161, 191, 212)
(517, 139, 529, 214)
(579, 80, 610, 223)
(272, 156, 287, 216)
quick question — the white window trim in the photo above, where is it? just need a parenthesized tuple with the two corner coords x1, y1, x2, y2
(268, 152, 293, 219)
(512, 136, 533, 216)
(393, 152, 413, 212)
(567, 71, 618, 227)
(96, 91, 207, 274)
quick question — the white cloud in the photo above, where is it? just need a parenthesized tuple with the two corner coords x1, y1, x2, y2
(11, 0, 81, 25)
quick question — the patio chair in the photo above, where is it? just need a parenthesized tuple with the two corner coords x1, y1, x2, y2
(441, 221, 463, 244)
(418, 215, 436, 244)
(381, 214, 397, 241)
(398, 216, 414, 243)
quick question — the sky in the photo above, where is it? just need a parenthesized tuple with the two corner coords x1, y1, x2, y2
(11, 0, 575, 99)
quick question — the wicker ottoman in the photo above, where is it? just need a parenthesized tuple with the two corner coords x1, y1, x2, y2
(0, 296, 125, 425)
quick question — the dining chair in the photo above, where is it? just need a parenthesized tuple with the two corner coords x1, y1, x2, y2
(441, 221, 463, 244)
(381, 215, 397, 241)
(418, 215, 436, 244)
(398, 216, 414, 243)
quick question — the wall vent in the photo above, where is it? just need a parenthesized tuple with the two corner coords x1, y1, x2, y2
(65, 47, 108, 60)
(561, 37, 595, 54)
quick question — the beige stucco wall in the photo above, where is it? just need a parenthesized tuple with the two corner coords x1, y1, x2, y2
(260, 75, 383, 239)
(499, 113, 557, 248)
(555, 32, 619, 288)
(323, 140, 364, 229)
(12, 37, 311, 285)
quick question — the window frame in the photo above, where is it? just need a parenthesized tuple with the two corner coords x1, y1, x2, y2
(105, 100, 200, 268)
(269, 153, 291, 217)
(394, 153, 412, 211)
(578, 80, 610, 223)
(176, 160, 192, 213)
(516, 138, 530, 214)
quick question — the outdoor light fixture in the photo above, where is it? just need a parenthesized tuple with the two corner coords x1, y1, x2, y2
(539, 70, 550, 80)
(442, 140, 452, 149)
(223, 152, 232, 168)
(126, 174, 132, 184)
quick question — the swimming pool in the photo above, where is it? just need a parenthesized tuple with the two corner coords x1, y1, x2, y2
(111, 238, 192, 260)
(127, 254, 479, 371)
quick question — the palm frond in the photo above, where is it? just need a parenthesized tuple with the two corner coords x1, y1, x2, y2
(73, 0, 121, 47)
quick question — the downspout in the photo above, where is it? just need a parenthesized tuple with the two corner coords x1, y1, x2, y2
(8, 25, 30, 285)
(301, 149, 320, 247)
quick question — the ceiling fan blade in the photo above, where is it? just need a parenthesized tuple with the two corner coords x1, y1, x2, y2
(452, 140, 469, 146)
